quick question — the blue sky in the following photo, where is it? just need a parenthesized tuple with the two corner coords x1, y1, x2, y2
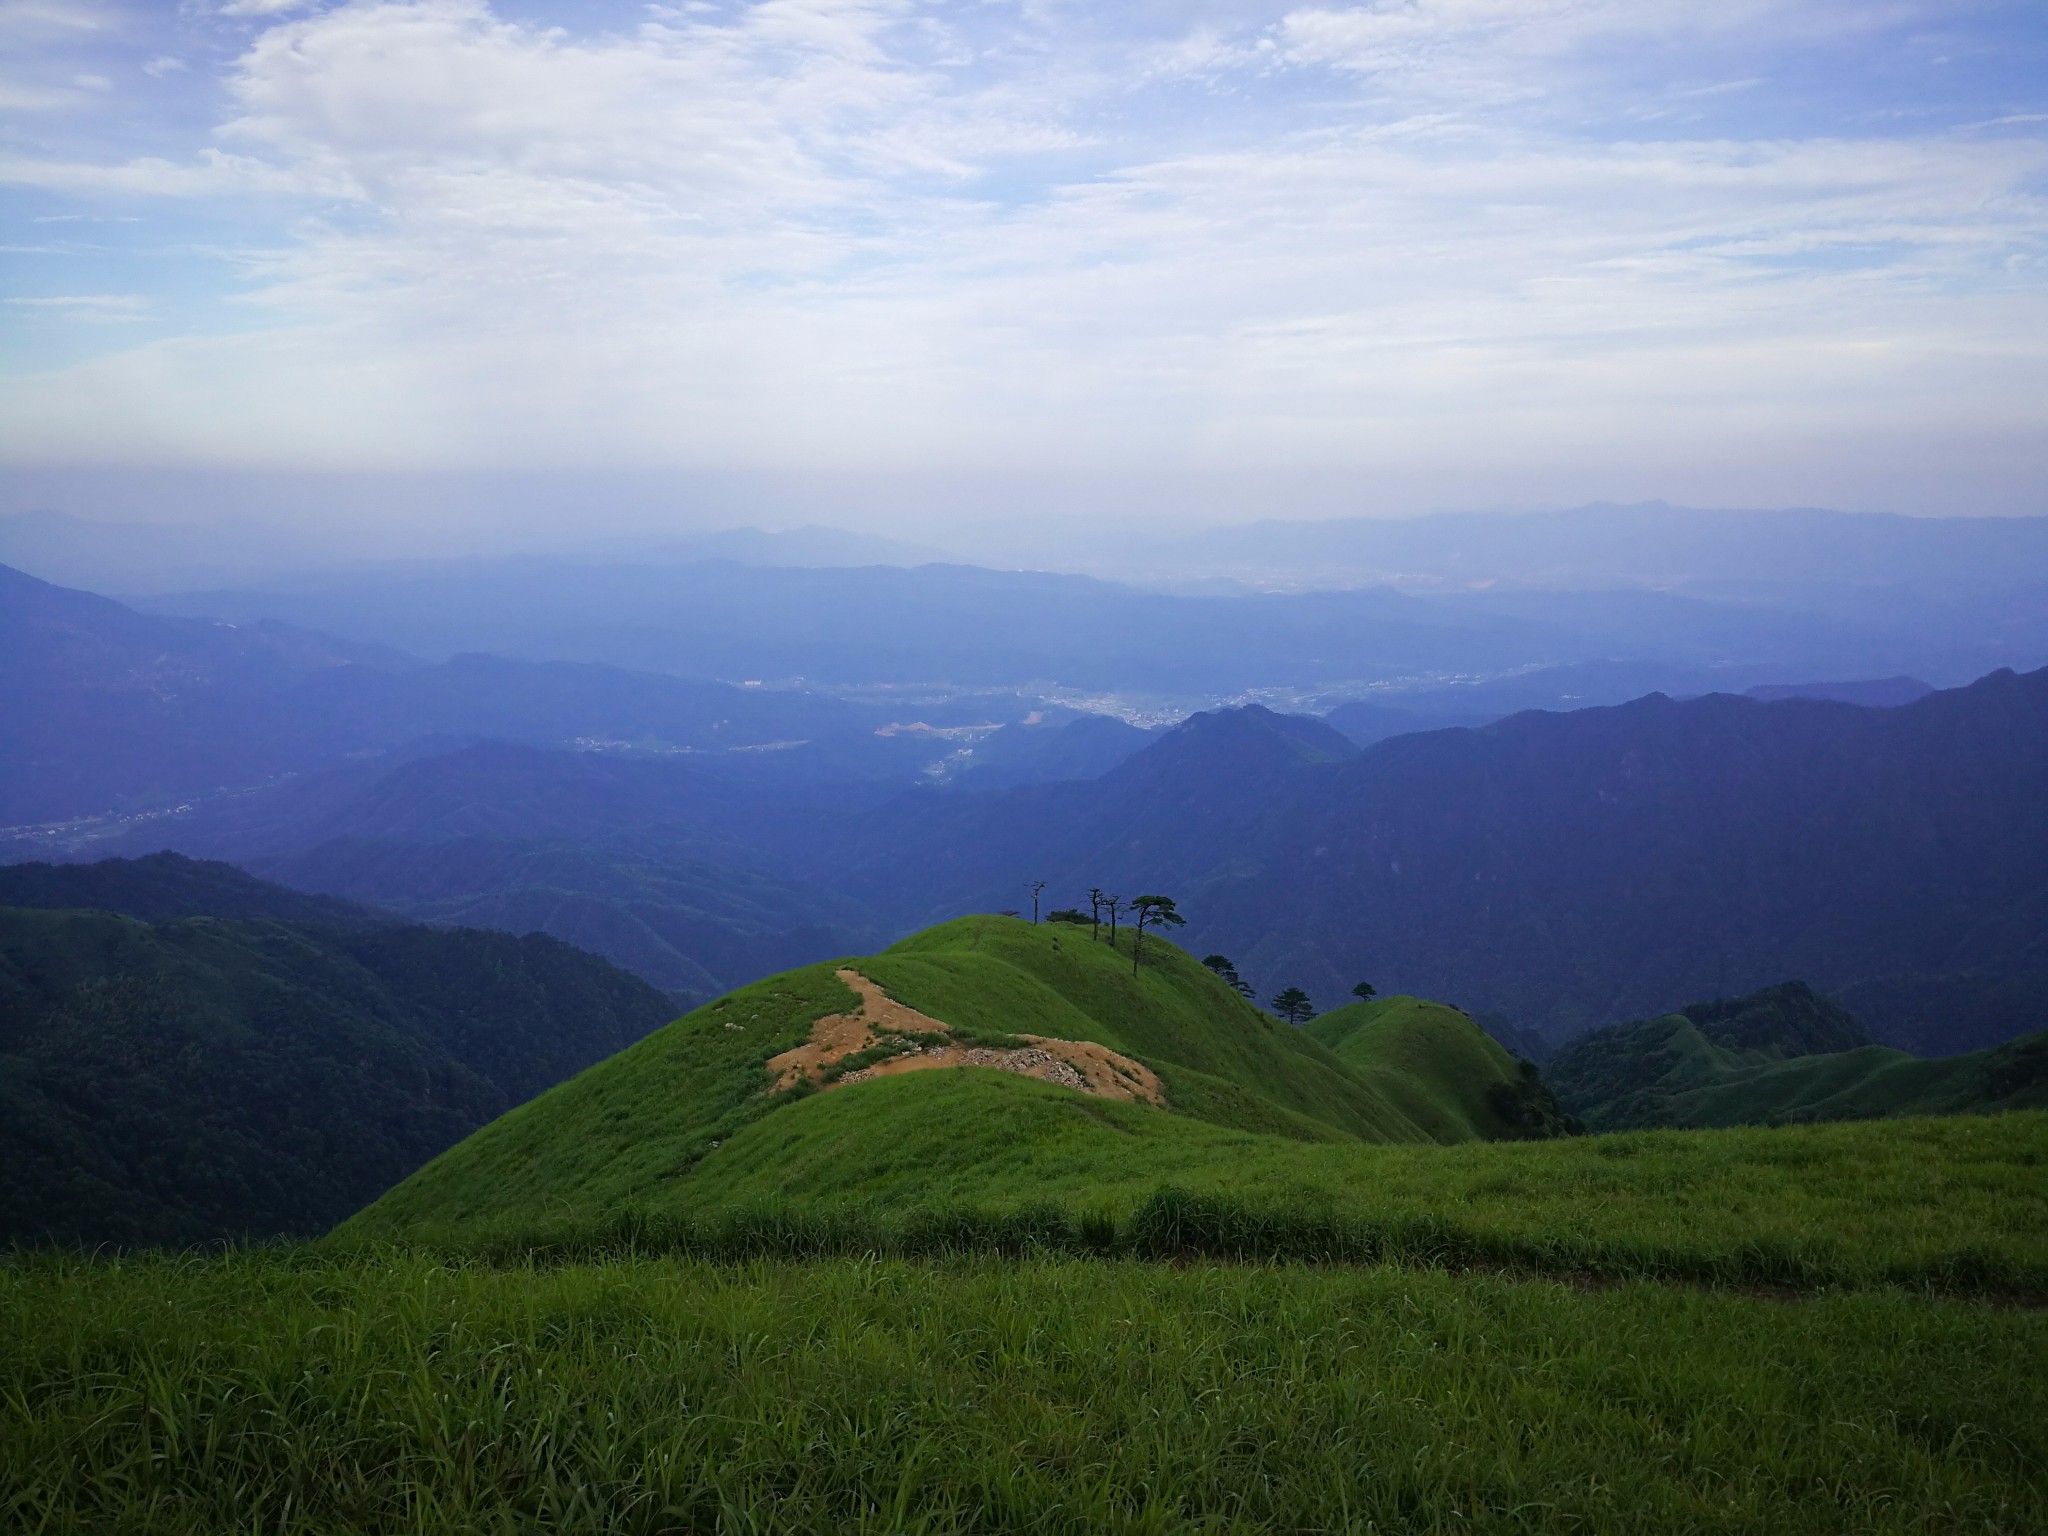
(1, 1, 2044, 530)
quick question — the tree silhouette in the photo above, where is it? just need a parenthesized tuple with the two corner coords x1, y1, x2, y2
(1028, 880, 1047, 924)
(1088, 888, 1109, 942)
(1351, 980, 1378, 1004)
(1202, 954, 1255, 999)
(1128, 895, 1185, 974)
(1270, 986, 1315, 1026)
(1105, 894, 1126, 947)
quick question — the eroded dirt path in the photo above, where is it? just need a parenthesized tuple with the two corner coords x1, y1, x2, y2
(765, 969, 1164, 1106)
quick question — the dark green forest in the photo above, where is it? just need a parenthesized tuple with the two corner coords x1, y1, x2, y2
(0, 900, 673, 1248)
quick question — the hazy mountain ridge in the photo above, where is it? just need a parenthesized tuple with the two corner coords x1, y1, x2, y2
(129, 528, 2040, 696)
(0, 563, 913, 827)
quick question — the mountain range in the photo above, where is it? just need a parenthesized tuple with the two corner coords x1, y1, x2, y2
(805, 673, 2048, 1045)
(104, 499, 2048, 700)
(55, 667, 2045, 1057)
(7, 548, 2047, 1062)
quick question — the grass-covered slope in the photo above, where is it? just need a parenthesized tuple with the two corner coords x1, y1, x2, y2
(862, 918, 1447, 1141)
(343, 917, 2048, 1300)
(351, 1058, 2048, 1295)
(346, 916, 1575, 1240)
(1550, 979, 2048, 1131)
(0, 905, 674, 1247)
(1305, 994, 1577, 1140)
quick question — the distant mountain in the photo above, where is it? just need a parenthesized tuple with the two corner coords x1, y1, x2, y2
(153, 741, 843, 864)
(250, 835, 883, 1001)
(947, 714, 1158, 789)
(0, 561, 406, 824)
(1322, 699, 1485, 747)
(0, 850, 389, 928)
(0, 902, 675, 1247)
(30, 748, 891, 998)
(130, 547, 2026, 696)
(0, 563, 893, 827)
(131, 559, 1577, 690)
(1744, 677, 1934, 707)
(1545, 981, 2048, 1131)
(623, 525, 956, 568)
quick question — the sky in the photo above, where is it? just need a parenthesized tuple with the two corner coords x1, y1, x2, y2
(1, 0, 2045, 539)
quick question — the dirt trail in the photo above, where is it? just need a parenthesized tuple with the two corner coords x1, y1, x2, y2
(766, 969, 1164, 1106)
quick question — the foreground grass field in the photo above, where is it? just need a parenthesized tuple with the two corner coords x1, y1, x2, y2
(5, 1249, 2044, 1535)
(348, 1072, 2048, 1296)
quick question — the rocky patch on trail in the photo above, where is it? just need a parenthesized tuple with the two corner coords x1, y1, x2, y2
(766, 969, 1164, 1106)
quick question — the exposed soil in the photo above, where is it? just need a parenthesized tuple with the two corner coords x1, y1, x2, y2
(766, 969, 1165, 1107)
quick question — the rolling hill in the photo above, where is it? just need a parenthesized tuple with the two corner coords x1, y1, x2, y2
(1305, 995, 1581, 1140)
(1547, 980, 2048, 1131)
(342, 914, 1568, 1242)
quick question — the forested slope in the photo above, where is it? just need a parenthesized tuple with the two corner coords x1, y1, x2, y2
(0, 904, 674, 1247)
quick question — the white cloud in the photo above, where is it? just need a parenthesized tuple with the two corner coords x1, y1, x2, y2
(0, 147, 339, 195)
(7, 292, 150, 320)
(0, 0, 2039, 512)
(0, 1, 106, 38)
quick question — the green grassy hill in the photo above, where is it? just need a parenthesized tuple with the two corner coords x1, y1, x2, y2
(345, 915, 1572, 1240)
(1549, 980, 2048, 1131)
(1306, 994, 1579, 1139)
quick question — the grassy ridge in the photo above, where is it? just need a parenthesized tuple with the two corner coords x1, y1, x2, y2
(345, 962, 860, 1235)
(866, 918, 1457, 1140)
(6, 1249, 2043, 1535)
(1308, 995, 1538, 1140)
(349, 916, 1552, 1239)
(345, 1069, 2048, 1296)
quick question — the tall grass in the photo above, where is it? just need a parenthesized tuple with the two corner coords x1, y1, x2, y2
(345, 1183, 2046, 1299)
(6, 1248, 2044, 1534)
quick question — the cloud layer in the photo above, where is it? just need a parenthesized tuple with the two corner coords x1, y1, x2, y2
(0, 0, 2043, 518)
